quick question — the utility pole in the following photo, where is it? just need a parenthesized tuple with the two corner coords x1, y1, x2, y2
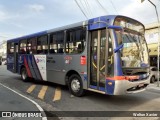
(141, 0, 160, 87)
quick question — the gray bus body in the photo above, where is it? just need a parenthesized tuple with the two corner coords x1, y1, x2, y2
(7, 15, 150, 96)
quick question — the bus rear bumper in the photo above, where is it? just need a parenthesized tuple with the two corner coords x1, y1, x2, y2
(113, 79, 150, 95)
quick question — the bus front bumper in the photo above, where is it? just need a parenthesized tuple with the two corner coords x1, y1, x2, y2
(106, 78, 150, 95)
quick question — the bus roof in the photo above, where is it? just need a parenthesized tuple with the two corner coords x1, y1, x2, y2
(7, 15, 143, 43)
(7, 31, 47, 43)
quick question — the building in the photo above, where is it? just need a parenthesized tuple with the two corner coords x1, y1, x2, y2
(0, 41, 7, 61)
(145, 22, 160, 67)
(148, 43, 157, 66)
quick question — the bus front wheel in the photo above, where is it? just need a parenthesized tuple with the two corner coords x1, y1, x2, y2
(21, 67, 29, 82)
(150, 76, 155, 83)
(68, 74, 84, 97)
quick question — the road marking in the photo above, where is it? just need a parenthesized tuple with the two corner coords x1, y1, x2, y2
(0, 83, 47, 120)
(38, 86, 48, 100)
(26, 85, 36, 93)
(53, 87, 61, 101)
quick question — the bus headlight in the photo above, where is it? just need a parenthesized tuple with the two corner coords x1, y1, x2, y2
(108, 82, 112, 86)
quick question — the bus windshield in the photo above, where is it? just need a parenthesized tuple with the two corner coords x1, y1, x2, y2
(116, 30, 149, 68)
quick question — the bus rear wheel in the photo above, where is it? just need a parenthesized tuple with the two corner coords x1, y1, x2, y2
(68, 74, 84, 97)
(21, 67, 29, 82)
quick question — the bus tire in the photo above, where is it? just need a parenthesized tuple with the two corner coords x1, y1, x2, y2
(150, 76, 155, 83)
(21, 67, 29, 82)
(68, 74, 84, 97)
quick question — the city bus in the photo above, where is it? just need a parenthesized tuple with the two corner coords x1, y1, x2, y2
(7, 15, 150, 96)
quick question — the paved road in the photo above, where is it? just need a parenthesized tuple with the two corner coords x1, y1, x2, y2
(0, 84, 46, 120)
(0, 84, 40, 111)
(0, 65, 160, 120)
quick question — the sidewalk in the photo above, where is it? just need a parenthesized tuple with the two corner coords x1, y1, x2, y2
(147, 83, 160, 91)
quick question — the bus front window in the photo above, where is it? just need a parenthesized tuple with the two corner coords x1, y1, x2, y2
(116, 30, 149, 68)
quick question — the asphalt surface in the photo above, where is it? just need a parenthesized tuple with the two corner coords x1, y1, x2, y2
(0, 85, 46, 120)
(0, 65, 160, 120)
(0, 84, 39, 111)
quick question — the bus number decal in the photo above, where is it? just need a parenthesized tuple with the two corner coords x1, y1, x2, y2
(64, 56, 72, 64)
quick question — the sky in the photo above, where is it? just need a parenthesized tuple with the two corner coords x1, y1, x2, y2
(0, 0, 160, 41)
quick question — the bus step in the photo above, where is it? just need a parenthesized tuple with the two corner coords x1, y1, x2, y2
(88, 88, 105, 94)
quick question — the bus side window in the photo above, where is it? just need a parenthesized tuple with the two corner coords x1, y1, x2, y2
(57, 33, 64, 53)
(49, 32, 64, 54)
(27, 37, 37, 54)
(66, 27, 86, 54)
(37, 35, 48, 54)
(19, 40, 27, 54)
(7, 42, 14, 54)
(50, 34, 57, 54)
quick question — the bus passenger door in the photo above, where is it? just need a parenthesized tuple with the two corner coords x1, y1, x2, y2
(89, 29, 114, 92)
(89, 29, 107, 91)
(13, 43, 18, 73)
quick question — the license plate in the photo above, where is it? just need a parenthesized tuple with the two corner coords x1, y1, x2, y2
(138, 84, 144, 87)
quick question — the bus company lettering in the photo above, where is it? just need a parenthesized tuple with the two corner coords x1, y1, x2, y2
(64, 56, 72, 60)
(35, 55, 46, 64)
(36, 58, 45, 63)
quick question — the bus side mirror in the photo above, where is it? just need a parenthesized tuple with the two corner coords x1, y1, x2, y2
(114, 44, 124, 53)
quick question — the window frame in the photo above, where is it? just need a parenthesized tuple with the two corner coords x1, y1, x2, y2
(37, 35, 48, 54)
(19, 39, 27, 54)
(27, 37, 37, 54)
(65, 27, 86, 54)
(7, 42, 14, 54)
(49, 31, 65, 54)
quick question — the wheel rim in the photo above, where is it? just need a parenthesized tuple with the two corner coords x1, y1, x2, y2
(71, 79, 80, 92)
(151, 77, 155, 82)
(22, 70, 27, 80)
